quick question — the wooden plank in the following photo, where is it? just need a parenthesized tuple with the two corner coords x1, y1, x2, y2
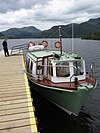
(0, 89, 28, 95)
(0, 75, 24, 78)
(0, 98, 32, 106)
(0, 112, 34, 123)
(0, 118, 36, 130)
(0, 125, 37, 133)
(0, 77, 24, 81)
(0, 106, 34, 116)
(0, 80, 25, 84)
(0, 83, 27, 87)
(0, 85, 27, 89)
(0, 94, 31, 102)
(0, 78, 24, 81)
(0, 91, 30, 98)
(0, 102, 33, 111)
(0, 68, 22, 71)
(0, 86, 28, 92)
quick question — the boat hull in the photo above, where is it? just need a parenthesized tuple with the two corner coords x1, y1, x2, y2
(29, 78, 95, 116)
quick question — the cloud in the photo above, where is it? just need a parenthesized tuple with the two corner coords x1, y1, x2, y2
(0, 0, 49, 13)
(0, 0, 100, 31)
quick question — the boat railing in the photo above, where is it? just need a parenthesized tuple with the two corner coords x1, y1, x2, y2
(85, 63, 96, 84)
(26, 70, 45, 80)
(26, 64, 77, 83)
(70, 74, 75, 86)
(10, 43, 28, 55)
(90, 63, 96, 77)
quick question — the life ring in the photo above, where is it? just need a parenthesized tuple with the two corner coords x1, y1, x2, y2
(54, 41, 61, 48)
(39, 40, 48, 48)
(28, 41, 35, 48)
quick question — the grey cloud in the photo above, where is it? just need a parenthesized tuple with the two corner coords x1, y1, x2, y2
(65, 0, 100, 14)
(0, 0, 49, 13)
(0, 0, 100, 31)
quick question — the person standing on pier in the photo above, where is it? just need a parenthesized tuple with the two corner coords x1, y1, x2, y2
(2, 38, 9, 57)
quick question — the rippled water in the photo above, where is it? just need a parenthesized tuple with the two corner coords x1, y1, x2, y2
(0, 38, 100, 133)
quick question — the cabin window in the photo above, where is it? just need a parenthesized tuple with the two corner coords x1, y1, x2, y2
(37, 60, 42, 75)
(37, 60, 42, 70)
(73, 61, 84, 75)
(56, 61, 70, 77)
(48, 63, 53, 76)
(26, 58, 30, 72)
(30, 61, 33, 72)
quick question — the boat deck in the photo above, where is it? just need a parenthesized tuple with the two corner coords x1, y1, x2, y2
(0, 51, 38, 133)
(29, 75, 96, 91)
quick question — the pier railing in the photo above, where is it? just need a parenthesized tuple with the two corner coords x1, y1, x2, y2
(10, 43, 28, 55)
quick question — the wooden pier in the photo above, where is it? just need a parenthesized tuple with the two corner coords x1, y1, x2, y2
(0, 51, 38, 133)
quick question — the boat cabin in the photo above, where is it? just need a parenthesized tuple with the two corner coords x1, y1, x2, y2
(25, 47, 86, 83)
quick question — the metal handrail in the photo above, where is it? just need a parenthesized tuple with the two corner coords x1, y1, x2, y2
(70, 74, 75, 86)
(25, 64, 77, 82)
(10, 43, 28, 55)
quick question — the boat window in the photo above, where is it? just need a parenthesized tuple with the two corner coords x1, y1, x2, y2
(37, 60, 42, 69)
(56, 62, 70, 77)
(30, 61, 33, 72)
(37, 60, 42, 75)
(26, 57, 30, 72)
(73, 61, 84, 75)
(48, 63, 53, 76)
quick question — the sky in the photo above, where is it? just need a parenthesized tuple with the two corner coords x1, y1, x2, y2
(0, 0, 100, 31)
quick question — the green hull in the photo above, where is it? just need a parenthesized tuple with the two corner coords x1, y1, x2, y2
(30, 79, 96, 116)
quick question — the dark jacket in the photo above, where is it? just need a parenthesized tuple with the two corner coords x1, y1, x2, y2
(2, 40, 7, 48)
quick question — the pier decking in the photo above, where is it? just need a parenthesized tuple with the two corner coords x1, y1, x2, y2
(0, 52, 38, 133)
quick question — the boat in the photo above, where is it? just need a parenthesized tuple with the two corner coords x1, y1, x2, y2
(24, 27, 97, 116)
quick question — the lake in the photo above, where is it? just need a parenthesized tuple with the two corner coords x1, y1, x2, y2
(0, 38, 100, 133)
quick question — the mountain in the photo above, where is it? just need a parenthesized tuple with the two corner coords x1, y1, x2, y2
(34, 18, 100, 38)
(81, 18, 100, 40)
(1, 26, 41, 38)
(1, 17, 100, 38)
(82, 31, 100, 40)
(86, 18, 100, 27)
(0, 32, 4, 38)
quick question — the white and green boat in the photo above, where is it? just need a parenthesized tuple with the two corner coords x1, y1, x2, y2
(24, 35, 96, 116)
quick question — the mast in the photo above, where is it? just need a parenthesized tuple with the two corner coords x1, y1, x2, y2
(59, 26, 62, 56)
(71, 23, 74, 53)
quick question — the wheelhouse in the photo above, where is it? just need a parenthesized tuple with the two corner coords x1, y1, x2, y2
(25, 50, 86, 83)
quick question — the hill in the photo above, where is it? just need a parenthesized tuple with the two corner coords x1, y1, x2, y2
(0, 32, 5, 38)
(1, 17, 100, 39)
(1, 26, 41, 38)
(40, 18, 100, 38)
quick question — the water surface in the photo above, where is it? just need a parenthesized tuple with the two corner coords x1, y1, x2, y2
(0, 38, 100, 133)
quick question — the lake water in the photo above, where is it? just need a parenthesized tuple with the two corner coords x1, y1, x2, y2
(0, 38, 100, 133)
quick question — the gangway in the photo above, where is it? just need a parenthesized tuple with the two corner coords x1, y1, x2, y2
(10, 43, 28, 55)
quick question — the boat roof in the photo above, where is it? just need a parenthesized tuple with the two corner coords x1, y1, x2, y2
(27, 49, 83, 62)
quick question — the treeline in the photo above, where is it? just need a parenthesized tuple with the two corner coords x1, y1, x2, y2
(0, 32, 5, 39)
(81, 31, 100, 40)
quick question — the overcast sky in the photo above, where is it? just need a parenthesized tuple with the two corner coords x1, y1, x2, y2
(0, 0, 100, 31)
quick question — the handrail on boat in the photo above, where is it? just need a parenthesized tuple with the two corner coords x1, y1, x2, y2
(70, 74, 75, 86)
(25, 64, 77, 84)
